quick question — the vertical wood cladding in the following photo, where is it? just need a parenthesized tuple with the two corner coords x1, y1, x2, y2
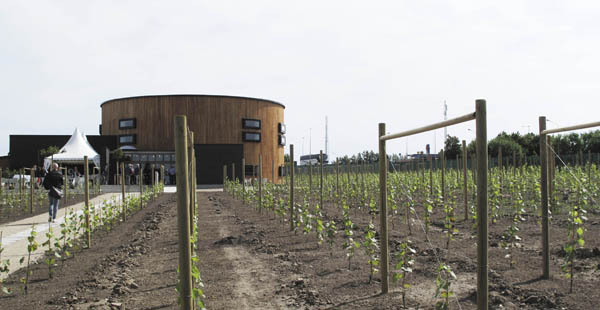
(101, 95, 285, 183)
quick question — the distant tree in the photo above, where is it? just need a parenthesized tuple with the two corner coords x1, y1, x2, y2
(582, 130, 600, 153)
(112, 149, 124, 162)
(40, 145, 60, 165)
(443, 135, 461, 159)
(284, 153, 291, 163)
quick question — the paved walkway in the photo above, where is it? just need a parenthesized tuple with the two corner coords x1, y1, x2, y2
(0, 185, 221, 280)
(0, 192, 138, 280)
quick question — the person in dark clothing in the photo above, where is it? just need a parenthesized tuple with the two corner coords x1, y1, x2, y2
(42, 163, 64, 223)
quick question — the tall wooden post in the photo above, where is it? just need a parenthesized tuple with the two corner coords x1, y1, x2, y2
(498, 146, 503, 171)
(336, 161, 339, 200)
(84, 156, 91, 248)
(121, 162, 126, 221)
(272, 159, 275, 184)
(151, 164, 155, 187)
(161, 165, 165, 189)
(475, 99, 488, 310)
(429, 155, 433, 198)
(539, 116, 550, 279)
(139, 163, 143, 209)
(175, 115, 192, 310)
(188, 132, 194, 231)
(378, 123, 389, 294)
(462, 140, 468, 221)
(441, 149, 445, 203)
(190, 138, 196, 233)
(29, 168, 34, 214)
(320, 150, 324, 208)
(223, 165, 227, 190)
(309, 160, 313, 193)
(289, 145, 295, 231)
(63, 168, 68, 203)
(19, 168, 24, 208)
(241, 158, 246, 204)
(259, 155, 263, 211)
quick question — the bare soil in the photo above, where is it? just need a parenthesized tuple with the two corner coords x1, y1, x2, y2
(1, 191, 599, 309)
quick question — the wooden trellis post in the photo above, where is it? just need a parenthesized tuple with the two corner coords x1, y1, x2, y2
(175, 115, 192, 310)
(289, 145, 295, 231)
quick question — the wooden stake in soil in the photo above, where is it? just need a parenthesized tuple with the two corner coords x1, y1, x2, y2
(289, 144, 295, 231)
(259, 154, 263, 211)
(378, 123, 389, 294)
(539, 116, 550, 279)
(139, 162, 143, 209)
(84, 156, 91, 248)
(223, 165, 227, 190)
(320, 150, 324, 209)
(475, 99, 489, 310)
(30, 168, 34, 214)
(309, 160, 313, 193)
(242, 158, 245, 204)
(441, 149, 445, 204)
(463, 140, 468, 221)
(174, 115, 193, 310)
(63, 168, 68, 203)
(121, 162, 126, 221)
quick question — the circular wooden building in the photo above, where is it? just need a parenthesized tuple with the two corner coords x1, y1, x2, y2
(100, 95, 286, 184)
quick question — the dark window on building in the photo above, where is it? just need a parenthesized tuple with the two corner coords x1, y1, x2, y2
(245, 165, 257, 177)
(242, 132, 261, 142)
(119, 118, 137, 129)
(278, 134, 286, 146)
(119, 134, 136, 145)
(278, 123, 286, 134)
(99, 124, 102, 135)
(278, 165, 287, 177)
(242, 118, 261, 130)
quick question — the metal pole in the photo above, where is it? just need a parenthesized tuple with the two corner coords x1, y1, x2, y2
(475, 99, 488, 310)
(378, 123, 389, 294)
(84, 156, 91, 248)
(174, 115, 193, 310)
(539, 116, 550, 279)
(463, 140, 468, 221)
(290, 145, 295, 231)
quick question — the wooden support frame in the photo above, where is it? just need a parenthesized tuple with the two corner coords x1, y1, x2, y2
(379, 100, 487, 310)
(538, 116, 600, 280)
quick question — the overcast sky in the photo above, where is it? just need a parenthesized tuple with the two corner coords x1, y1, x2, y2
(2, 1, 600, 159)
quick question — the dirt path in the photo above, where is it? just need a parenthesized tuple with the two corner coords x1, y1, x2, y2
(198, 193, 290, 309)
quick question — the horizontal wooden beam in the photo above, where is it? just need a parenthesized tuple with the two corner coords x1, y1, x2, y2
(380, 112, 476, 141)
(541, 120, 600, 135)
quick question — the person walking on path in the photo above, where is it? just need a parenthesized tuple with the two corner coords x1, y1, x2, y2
(42, 162, 64, 222)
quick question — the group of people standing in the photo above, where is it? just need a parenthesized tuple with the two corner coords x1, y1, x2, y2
(40, 162, 177, 223)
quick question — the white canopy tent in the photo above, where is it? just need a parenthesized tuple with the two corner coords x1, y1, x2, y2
(43, 128, 101, 170)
